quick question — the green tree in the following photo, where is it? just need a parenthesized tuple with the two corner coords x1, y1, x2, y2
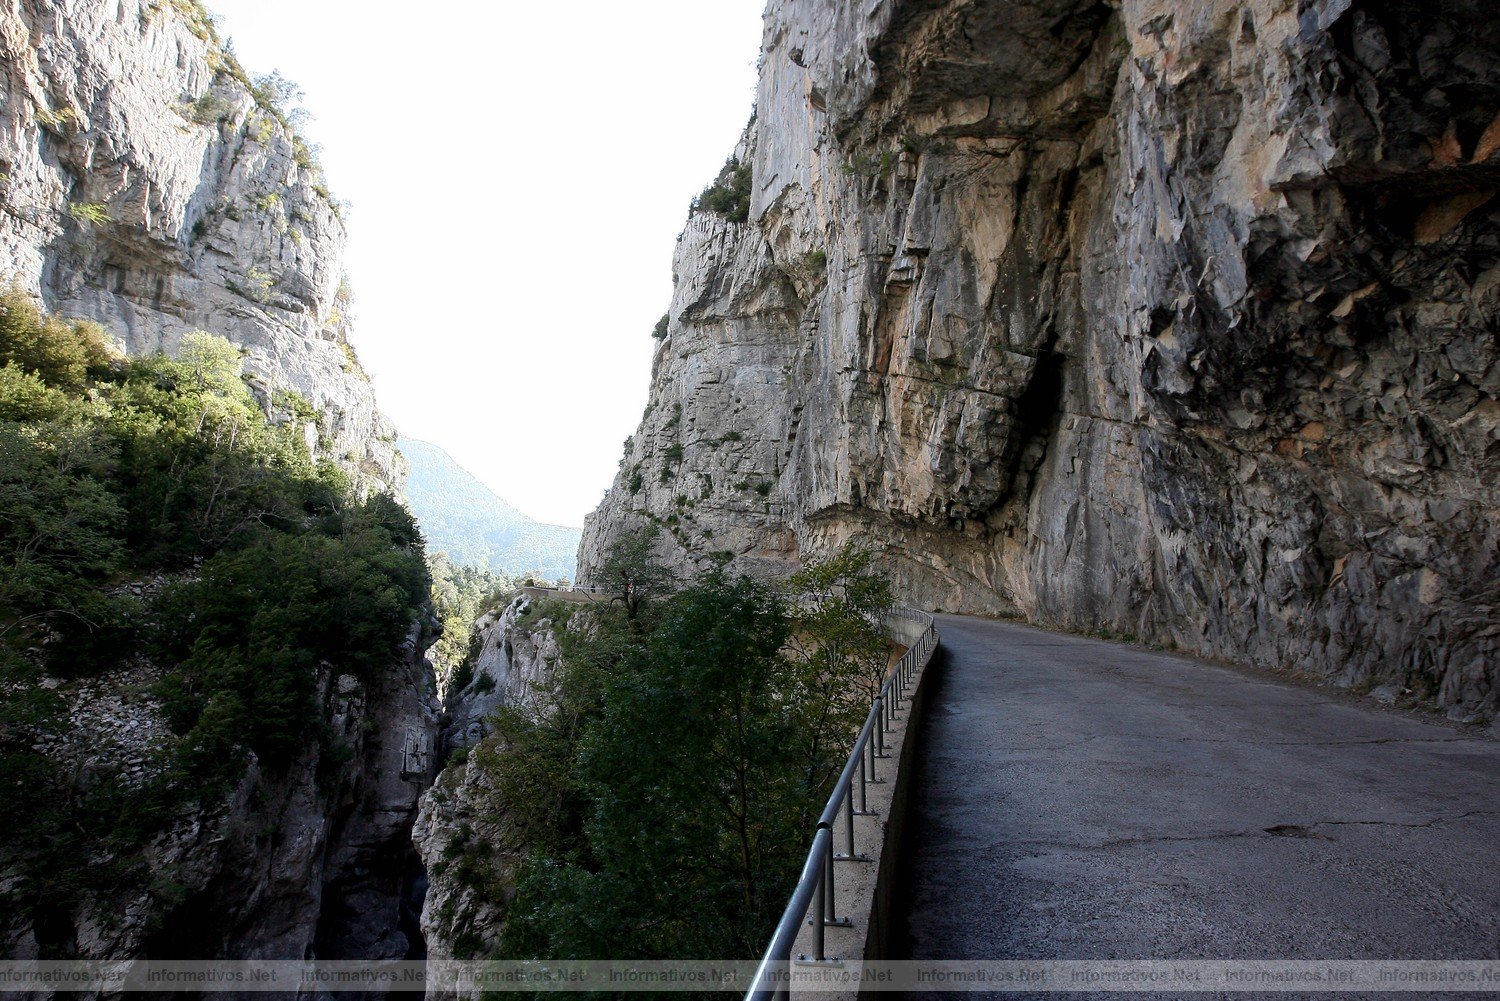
(0, 418, 124, 650)
(592, 524, 674, 623)
(0, 297, 433, 934)
(499, 571, 822, 959)
(695, 157, 753, 224)
(428, 551, 513, 685)
(176, 329, 244, 395)
(785, 545, 895, 788)
(0, 288, 112, 391)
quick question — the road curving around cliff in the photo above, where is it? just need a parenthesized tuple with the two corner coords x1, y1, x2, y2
(894, 614, 1500, 964)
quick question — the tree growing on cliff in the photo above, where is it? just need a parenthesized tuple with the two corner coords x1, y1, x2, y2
(176, 329, 244, 394)
(497, 571, 823, 959)
(694, 156, 753, 224)
(785, 544, 895, 792)
(0, 288, 112, 390)
(593, 523, 674, 623)
(472, 551, 898, 964)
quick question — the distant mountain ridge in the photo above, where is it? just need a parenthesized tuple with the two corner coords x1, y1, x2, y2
(398, 437, 580, 579)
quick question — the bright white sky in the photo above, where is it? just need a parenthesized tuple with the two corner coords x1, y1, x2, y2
(205, 0, 765, 527)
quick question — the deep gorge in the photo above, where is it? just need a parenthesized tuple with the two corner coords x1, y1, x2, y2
(1, 0, 1496, 986)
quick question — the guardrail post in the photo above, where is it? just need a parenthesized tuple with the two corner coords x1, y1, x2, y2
(824, 836, 835, 921)
(844, 782, 856, 857)
(835, 774, 872, 861)
(822, 833, 852, 926)
(856, 753, 875, 813)
(811, 856, 826, 961)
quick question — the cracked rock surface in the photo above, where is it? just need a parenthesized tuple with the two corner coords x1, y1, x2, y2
(581, 0, 1500, 719)
(895, 615, 1500, 962)
(0, 0, 401, 493)
(413, 598, 566, 972)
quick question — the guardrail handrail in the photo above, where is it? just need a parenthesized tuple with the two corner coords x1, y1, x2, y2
(746, 606, 938, 1001)
(525, 584, 614, 594)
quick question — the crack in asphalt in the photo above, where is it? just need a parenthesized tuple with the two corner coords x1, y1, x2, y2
(962, 734, 1469, 753)
(1309, 810, 1498, 831)
(968, 811, 1499, 854)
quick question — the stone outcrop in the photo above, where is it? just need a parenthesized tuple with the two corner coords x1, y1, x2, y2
(410, 745, 511, 973)
(0, 0, 400, 492)
(582, 0, 1500, 719)
(438, 594, 562, 753)
(5, 620, 440, 965)
(414, 595, 565, 973)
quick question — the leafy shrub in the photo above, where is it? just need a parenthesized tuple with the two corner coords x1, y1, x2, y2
(450, 658, 475, 694)
(0, 292, 113, 390)
(153, 0, 218, 42)
(68, 202, 111, 225)
(652, 313, 669, 339)
(35, 106, 78, 130)
(339, 340, 367, 379)
(248, 114, 275, 144)
(182, 92, 233, 125)
(292, 136, 320, 171)
(694, 157, 752, 224)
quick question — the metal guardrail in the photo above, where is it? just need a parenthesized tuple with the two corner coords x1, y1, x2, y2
(520, 584, 618, 602)
(745, 607, 938, 1001)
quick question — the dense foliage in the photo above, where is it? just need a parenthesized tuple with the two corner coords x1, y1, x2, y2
(0, 291, 428, 929)
(428, 551, 513, 686)
(442, 539, 893, 963)
(695, 157, 752, 224)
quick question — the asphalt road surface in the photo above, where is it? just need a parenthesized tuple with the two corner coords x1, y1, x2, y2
(894, 614, 1500, 975)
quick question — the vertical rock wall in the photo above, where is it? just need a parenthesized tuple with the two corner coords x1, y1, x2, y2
(6, 622, 440, 965)
(0, 0, 401, 492)
(413, 595, 567, 972)
(582, 0, 1499, 719)
(0, 0, 439, 963)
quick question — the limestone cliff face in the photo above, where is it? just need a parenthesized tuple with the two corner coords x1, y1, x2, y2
(437, 595, 562, 753)
(0, 0, 438, 964)
(413, 595, 564, 973)
(0, 0, 400, 492)
(582, 0, 1500, 719)
(5, 620, 441, 964)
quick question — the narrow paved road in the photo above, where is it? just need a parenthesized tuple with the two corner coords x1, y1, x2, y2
(895, 615, 1500, 962)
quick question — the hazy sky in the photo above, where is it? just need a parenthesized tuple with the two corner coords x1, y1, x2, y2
(205, 0, 765, 526)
